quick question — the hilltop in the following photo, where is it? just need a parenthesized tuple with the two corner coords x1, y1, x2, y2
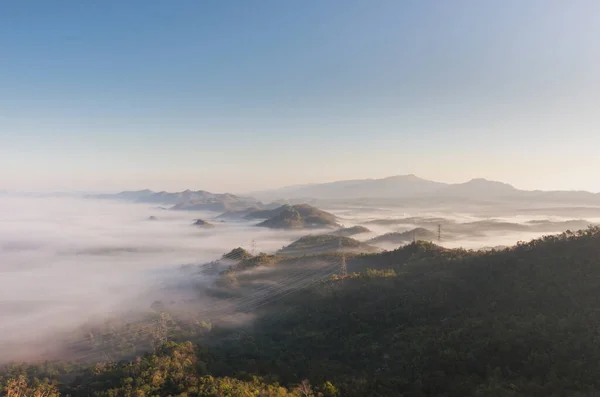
(244, 205, 291, 219)
(256, 204, 340, 229)
(332, 225, 372, 237)
(221, 247, 253, 261)
(277, 234, 380, 256)
(192, 219, 214, 228)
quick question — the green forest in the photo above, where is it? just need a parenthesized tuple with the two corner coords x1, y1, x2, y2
(4, 227, 600, 397)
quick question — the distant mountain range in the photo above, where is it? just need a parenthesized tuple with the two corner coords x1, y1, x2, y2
(89, 189, 262, 212)
(251, 175, 445, 200)
(250, 175, 600, 203)
(86, 175, 600, 209)
(92, 189, 253, 205)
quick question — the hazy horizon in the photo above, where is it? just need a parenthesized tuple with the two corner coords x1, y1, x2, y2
(3, 2, 600, 393)
(3, 1, 600, 193)
(4, 173, 600, 196)
(2, 193, 595, 362)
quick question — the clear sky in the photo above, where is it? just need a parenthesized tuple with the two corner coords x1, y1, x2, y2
(1, 0, 599, 193)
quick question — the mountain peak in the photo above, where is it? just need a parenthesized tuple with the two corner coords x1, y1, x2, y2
(464, 178, 516, 188)
(438, 178, 517, 197)
(383, 174, 421, 181)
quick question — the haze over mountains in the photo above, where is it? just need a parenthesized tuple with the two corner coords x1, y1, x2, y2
(87, 175, 600, 208)
(250, 175, 600, 203)
(91, 189, 264, 212)
(4, 180, 600, 395)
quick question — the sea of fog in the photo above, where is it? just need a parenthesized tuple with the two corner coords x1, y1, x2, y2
(0, 195, 597, 362)
(0, 196, 308, 360)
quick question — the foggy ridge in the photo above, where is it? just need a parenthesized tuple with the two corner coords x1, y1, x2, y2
(250, 174, 600, 202)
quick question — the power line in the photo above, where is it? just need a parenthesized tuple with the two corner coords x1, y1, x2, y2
(60, 247, 343, 362)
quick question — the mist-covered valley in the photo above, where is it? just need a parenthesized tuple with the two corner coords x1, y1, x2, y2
(2, 193, 598, 365)
(5, 1, 600, 393)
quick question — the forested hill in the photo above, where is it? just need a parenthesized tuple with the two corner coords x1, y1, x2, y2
(4, 227, 600, 396)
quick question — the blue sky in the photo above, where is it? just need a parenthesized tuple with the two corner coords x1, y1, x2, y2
(1, 0, 599, 193)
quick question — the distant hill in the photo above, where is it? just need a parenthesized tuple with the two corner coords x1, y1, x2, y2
(216, 207, 263, 220)
(251, 174, 446, 200)
(92, 189, 155, 202)
(332, 225, 372, 237)
(360, 218, 594, 241)
(89, 189, 261, 211)
(256, 204, 340, 230)
(443, 219, 593, 238)
(364, 216, 452, 226)
(249, 174, 600, 204)
(171, 194, 259, 212)
(215, 201, 287, 220)
(192, 219, 214, 228)
(89, 176, 600, 205)
(245, 205, 292, 220)
(367, 227, 437, 245)
(263, 201, 289, 210)
(222, 247, 253, 261)
(277, 234, 380, 256)
(436, 178, 518, 198)
(525, 219, 591, 232)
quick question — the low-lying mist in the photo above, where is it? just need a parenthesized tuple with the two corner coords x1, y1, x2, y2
(1, 196, 597, 364)
(327, 206, 598, 250)
(0, 196, 307, 362)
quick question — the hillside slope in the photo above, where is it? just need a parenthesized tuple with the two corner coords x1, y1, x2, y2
(213, 227, 600, 396)
(6, 228, 600, 397)
(245, 205, 291, 219)
(277, 234, 380, 256)
(332, 225, 372, 237)
(257, 204, 340, 229)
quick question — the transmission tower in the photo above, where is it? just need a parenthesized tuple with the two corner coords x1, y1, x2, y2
(438, 224, 441, 243)
(251, 239, 256, 255)
(339, 238, 347, 278)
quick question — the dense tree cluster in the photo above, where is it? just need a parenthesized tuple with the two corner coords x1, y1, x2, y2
(4, 227, 600, 396)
